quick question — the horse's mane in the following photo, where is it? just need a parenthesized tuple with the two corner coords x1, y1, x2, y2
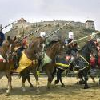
(81, 40, 94, 50)
(46, 41, 60, 51)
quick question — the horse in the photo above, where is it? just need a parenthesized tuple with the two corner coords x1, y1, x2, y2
(41, 40, 64, 89)
(53, 40, 98, 89)
(76, 40, 98, 88)
(10, 36, 45, 92)
(53, 42, 78, 87)
(0, 39, 15, 95)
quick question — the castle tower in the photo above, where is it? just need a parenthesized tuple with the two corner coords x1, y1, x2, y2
(85, 20, 95, 30)
(18, 18, 26, 23)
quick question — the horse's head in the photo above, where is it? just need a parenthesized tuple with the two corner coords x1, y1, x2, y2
(29, 37, 43, 54)
(2, 40, 10, 50)
(23, 36, 45, 60)
(46, 40, 64, 59)
(55, 40, 65, 54)
(0, 39, 16, 66)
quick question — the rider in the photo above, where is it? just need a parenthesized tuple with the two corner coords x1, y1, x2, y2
(0, 24, 5, 46)
(40, 32, 46, 51)
(22, 36, 28, 49)
(65, 32, 78, 57)
(38, 32, 47, 72)
(65, 32, 78, 71)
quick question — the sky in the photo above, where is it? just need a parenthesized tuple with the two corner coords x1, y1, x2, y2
(0, 0, 100, 32)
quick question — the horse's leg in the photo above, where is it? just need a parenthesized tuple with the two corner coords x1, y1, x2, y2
(54, 68, 65, 87)
(97, 69, 100, 85)
(82, 69, 90, 89)
(78, 70, 86, 84)
(84, 77, 89, 89)
(26, 74, 34, 88)
(0, 72, 5, 94)
(21, 73, 27, 92)
(6, 74, 13, 90)
(58, 69, 65, 87)
(32, 66, 40, 92)
(23, 68, 34, 88)
(54, 68, 59, 85)
(90, 75, 95, 83)
(47, 73, 52, 90)
(6, 71, 11, 95)
(45, 65, 54, 90)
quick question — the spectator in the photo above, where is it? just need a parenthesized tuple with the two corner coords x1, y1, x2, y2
(0, 24, 5, 46)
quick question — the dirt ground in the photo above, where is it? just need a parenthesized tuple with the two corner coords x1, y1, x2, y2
(0, 75, 100, 100)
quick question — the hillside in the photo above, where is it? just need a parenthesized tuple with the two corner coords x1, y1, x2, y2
(6, 19, 99, 47)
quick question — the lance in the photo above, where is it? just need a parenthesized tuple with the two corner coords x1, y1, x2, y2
(74, 32, 99, 42)
(2, 20, 17, 30)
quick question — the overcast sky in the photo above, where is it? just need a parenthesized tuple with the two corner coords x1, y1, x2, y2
(0, 0, 100, 32)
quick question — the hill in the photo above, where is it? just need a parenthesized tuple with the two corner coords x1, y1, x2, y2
(5, 19, 99, 47)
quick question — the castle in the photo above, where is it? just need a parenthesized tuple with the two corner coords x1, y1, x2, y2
(12, 18, 95, 30)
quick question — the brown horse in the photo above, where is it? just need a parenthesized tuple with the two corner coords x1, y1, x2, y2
(10, 36, 45, 92)
(17, 40, 64, 90)
(42, 40, 64, 89)
(0, 39, 14, 95)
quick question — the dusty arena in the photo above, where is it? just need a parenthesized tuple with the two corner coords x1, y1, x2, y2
(0, 75, 100, 100)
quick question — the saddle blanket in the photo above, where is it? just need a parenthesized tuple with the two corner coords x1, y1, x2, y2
(56, 63, 70, 68)
(16, 51, 32, 72)
(42, 53, 52, 66)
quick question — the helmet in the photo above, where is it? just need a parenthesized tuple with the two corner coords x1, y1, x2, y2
(40, 32, 46, 37)
(68, 32, 74, 39)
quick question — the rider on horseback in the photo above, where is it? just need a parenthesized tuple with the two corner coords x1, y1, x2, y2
(38, 32, 47, 72)
(65, 32, 78, 56)
(65, 32, 78, 71)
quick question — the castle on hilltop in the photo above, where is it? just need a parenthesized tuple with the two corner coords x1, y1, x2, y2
(12, 18, 95, 30)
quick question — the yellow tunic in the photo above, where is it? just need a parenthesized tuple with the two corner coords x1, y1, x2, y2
(16, 51, 32, 72)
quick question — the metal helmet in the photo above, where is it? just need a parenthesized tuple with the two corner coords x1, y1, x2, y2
(68, 32, 74, 39)
(40, 32, 46, 37)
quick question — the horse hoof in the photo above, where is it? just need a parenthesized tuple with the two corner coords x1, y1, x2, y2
(79, 81, 85, 84)
(5, 92, 10, 96)
(36, 89, 40, 94)
(46, 87, 50, 91)
(84, 86, 90, 89)
(30, 84, 34, 88)
(22, 87, 26, 92)
(18, 75, 21, 79)
(61, 83, 65, 87)
(6, 90, 10, 96)
(98, 80, 100, 85)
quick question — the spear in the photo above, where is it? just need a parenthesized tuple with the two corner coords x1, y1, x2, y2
(2, 20, 17, 30)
